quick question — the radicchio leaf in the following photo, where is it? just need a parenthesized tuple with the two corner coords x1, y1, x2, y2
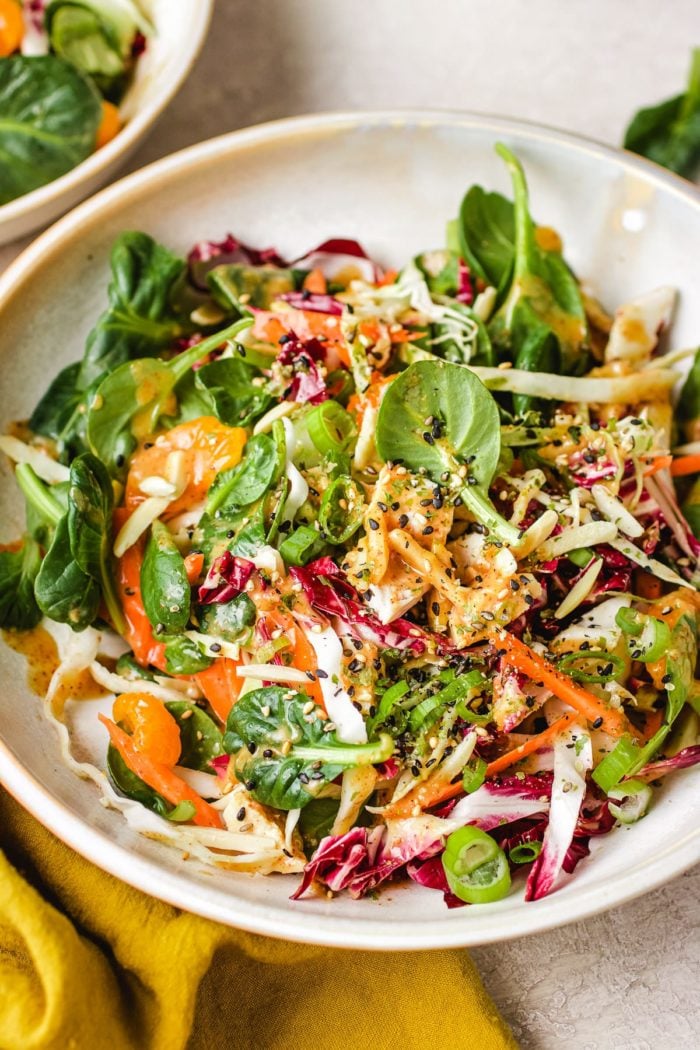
(277, 335, 329, 405)
(289, 559, 439, 654)
(198, 552, 255, 604)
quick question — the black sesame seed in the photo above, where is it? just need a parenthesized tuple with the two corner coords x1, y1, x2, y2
(236, 807, 246, 821)
(298, 772, 310, 784)
(247, 741, 257, 754)
(423, 432, 435, 445)
(592, 717, 603, 729)
(422, 525, 434, 535)
(398, 514, 409, 527)
(263, 748, 273, 758)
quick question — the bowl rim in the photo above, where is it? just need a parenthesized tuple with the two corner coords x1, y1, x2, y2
(0, 0, 214, 229)
(0, 109, 699, 950)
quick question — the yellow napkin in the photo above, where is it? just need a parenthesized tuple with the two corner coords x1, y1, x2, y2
(0, 789, 517, 1050)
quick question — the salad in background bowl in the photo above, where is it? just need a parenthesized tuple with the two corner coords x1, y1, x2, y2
(0, 0, 212, 244)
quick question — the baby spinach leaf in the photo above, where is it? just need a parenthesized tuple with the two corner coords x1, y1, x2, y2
(376, 359, 521, 544)
(79, 232, 190, 389)
(455, 187, 515, 296)
(223, 686, 393, 811)
(141, 521, 191, 633)
(193, 357, 273, 428)
(488, 144, 588, 385)
(164, 701, 224, 771)
(86, 317, 252, 477)
(0, 539, 43, 630)
(163, 635, 212, 675)
(298, 798, 340, 850)
(677, 347, 700, 436)
(0, 55, 101, 206)
(205, 432, 279, 516)
(115, 652, 158, 681)
(199, 592, 256, 644)
(107, 744, 170, 816)
(208, 264, 299, 315)
(67, 453, 124, 633)
(35, 515, 100, 630)
(28, 362, 83, 449)
(623, 48, 700, 178)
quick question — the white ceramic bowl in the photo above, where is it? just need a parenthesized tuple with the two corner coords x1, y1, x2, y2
(0, 0, 213, 245)
(0, 112, 698, 949)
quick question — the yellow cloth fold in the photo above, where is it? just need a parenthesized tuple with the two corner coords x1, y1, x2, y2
(0, 789, 517, 1050)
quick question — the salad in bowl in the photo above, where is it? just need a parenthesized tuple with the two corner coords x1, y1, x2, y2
(1, 144, 698, 909)
(0, 0, 154, 206)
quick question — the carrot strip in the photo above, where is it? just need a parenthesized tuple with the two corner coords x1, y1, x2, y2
(634, 569, 663, 601)
(113, 508, 166, 672)
(493, 630, 629, 736)
(486, 714, 576, 777)
(100, 716, 223, 828)
(194, 658, 243, 723)
(302, 268, 327, 294)
(643, 455, 673, 477)
(184, 551, 204, 585)
(670, 453, 700, 477)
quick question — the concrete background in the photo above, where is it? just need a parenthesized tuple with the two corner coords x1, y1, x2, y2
(2, 2, 699, 1046)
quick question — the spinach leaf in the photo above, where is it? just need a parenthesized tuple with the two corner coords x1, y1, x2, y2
(199, 592, 256, 644)
(15, 464, 65, 541)
(163, 635, 212, 675)
(115, 652, 157, 681)
(677, 347, 700, 437)
(298, 798, 340, 850)
(375, 359, 521, 544)
(0, 539, 43, 630)
(164, 701, 224, 771)
(35, 515, 100, 629)
(455, 187, 515, 297)
(193, 357, 273, 428)
(28, 362, 83, 450)
(141, 521, 191, 633)
(107, 743, 170, 816)
(488, 144, 588, 386)
(67, 453, 124, 633)
(223, 686, 393, 811)
(208, 264, 299, 315)
(86, 317, 252, 476)
(79, 232, 189, 389)
(0, 55, 101, 206)
(623, 49, 700, 178)
(205, 432, 279, 516)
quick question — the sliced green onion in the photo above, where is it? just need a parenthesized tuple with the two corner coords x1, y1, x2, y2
(608, 778, 652, 824)
(568, 546, 594, 568)
(371, 680, 409, 731)
(462, 756, 487, 794)
(409, 692, 447, 733)
(319, 475, 365, 544)
(615, 606, 644, 637)
(555, 650, 625, 684)
(165, 801, 196, 823)
(509, 841, 543, 864)
(278, 524, 326, 566)
(442, 826, 512, 904)
(616, 607, 671, 663)
(254, 636, 291, 663)
(592, 734, 640, 792)
(306, 400, 356, 455)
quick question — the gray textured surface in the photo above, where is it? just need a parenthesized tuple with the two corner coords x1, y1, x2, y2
(1, 2, 699, 1045)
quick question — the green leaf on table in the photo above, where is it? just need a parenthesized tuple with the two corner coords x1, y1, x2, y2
(623, 48, 700, 178)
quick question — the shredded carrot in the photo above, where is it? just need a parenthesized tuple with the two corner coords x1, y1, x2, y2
(670, 453, 700, 477)
(493, 630, 629, 736)
(302, 268, 327, 294)
(194, 658, 243, 723)
(184, 551, 204, 585)
(643, 455, 673, 477)
(634, 569, 663, 601)
(113, 508, 167, 671)
(485, 714, 576, 776)
(375, 268, 399, 287)
(100, 716, 223, 828)
(95, 100, 121, 149)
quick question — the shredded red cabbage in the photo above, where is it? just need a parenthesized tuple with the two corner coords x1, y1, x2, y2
(289, 558, 441, 654)
(279, 292, 344, 316)
(456, 259, 474, 305)
(632, 745, 700, 781)
(198, 552, 255, 604)
(277, 335, 329, 405)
